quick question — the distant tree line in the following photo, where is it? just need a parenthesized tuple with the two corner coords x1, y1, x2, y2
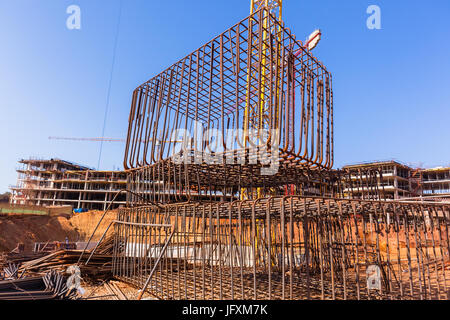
(0, 192, 11, 203)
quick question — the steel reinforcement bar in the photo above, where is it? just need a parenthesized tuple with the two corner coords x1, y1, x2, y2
(124, 8, 333, 171)
(124, 164, 394, 205)
(112, 196, 450, 300)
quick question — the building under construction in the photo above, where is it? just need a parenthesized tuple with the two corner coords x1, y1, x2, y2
(421, 167, 450, 198)
(90, 4, 450, 301)
(342, 161, 417, 200)
(10, 158, 126, 210)
(341, 161, 450, 202)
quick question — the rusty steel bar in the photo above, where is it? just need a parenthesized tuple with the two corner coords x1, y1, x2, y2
(124, 164, 400, 205)
(113, 4, 450, 303)
(112, 196, 450, 300)
(124, 8, 333, 173)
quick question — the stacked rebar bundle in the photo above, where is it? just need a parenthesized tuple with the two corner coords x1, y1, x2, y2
(0, 271, 77, 301)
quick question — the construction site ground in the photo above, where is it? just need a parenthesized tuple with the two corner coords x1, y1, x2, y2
(0, 210, 142, 300)
(81, 280, 158, 300)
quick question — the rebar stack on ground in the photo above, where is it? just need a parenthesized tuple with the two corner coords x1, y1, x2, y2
(0, 246, 118, 300)
(18, 250, 113, 279)
(0, 271, 77, 301)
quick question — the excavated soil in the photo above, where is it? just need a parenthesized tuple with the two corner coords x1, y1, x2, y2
(0, 210, 117, 252)
(69, 210, 116, 242)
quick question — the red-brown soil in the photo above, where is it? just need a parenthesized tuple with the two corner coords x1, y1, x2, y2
(0, 210, 117, 252)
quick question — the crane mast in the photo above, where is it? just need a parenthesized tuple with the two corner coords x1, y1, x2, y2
(242, 1, 283, 200)
(251, 0, 282, 21)
(246, 0, 283, 135)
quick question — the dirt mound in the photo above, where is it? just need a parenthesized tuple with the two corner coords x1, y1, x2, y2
(0, 210, 117, 253)
(0, 216, 78, 252)
(69, 210, 116, 241)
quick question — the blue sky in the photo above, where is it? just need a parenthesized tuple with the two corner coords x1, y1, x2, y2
(0, 0, 449, 193)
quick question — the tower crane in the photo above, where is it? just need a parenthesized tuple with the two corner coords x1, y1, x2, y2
(247, 1, 321, 136)
(243, 0, 321, 200)
(48, 137, 180, 144)
(49, 136, 125, 142)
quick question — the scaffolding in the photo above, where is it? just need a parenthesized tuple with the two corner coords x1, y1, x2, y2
(10, 158, 127, 210)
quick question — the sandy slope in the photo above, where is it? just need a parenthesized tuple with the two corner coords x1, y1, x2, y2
(0, 210, 117, 252)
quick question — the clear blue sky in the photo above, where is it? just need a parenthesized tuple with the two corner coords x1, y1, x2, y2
(0, 0, 449, 193)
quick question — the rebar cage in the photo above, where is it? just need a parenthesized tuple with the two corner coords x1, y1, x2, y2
(113, 197, 450, 300)
(125, 163, 343, 205)
(114, 8, 450, 301)
(124, 8, 333, 172)
(124, 164, 397, 205)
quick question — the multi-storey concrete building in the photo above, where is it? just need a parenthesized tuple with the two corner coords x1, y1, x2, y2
(342, 161, 416, 200)
(9, 158, 450, 208)
(420, 167, 450, 199)
(10, 158, 126, 210)
(342, 161, 450, 202)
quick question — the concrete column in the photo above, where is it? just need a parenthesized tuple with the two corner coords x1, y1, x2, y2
(78, 171, 88, 209)
(103, 192, 108, 211)
(393, 166, 399, 200)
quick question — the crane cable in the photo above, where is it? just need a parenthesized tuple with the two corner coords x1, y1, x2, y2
(97, 0, 123, 170)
